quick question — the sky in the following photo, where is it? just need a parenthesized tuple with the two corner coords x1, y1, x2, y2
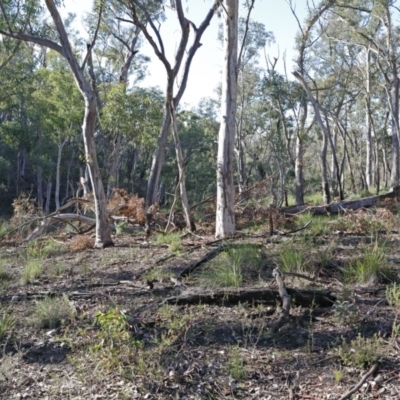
(62, 0, 308, 107)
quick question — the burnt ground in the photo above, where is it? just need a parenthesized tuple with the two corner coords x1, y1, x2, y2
(0, 212, 400, 400)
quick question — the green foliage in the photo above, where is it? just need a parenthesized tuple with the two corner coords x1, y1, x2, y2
(294, 211, 329, 235)
(338, 333, 385, 368)
(343, 240, 388, 284)
(0, 306, 16, 340)
(155, 232, 182, 253)
(201, 245, 263, 288)
(386, 283, 400, 309)
(22, 258, 43, 284)
(227, 346, 248, 380)
(0, 220, 12, 239)
(278, 243, 307, 273)
(94, 309, 133, 349)
(333, 300, 359, 324)
(30, 295, 75, 329)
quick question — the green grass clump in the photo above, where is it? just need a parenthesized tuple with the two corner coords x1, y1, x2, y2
(343, 241, 388, 284)
(0, 307, 16, 340)
(294, 211, 330, 235)
(386, 283, 400, 309)
(338, 333, 385, 368)
(22, 258, 43, 284)
(155, 232, 182, 253)
(0, 220, 12, 240)
(201, 245, 262, 288)
(304, 192, 323, 205)
(278, 243, 307, 273)
(227, 346, 248, 380)
(30, 295, 75, 329)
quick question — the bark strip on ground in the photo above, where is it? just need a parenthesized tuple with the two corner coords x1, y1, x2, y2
(163, 286, 336, 307)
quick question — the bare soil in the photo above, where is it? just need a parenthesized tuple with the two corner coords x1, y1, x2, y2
(0, 217, 400, 399)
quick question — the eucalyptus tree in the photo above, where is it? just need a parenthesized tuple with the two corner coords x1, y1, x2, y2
(92, 0, 151, 197)
(291, 0, 336, 204)
(126, 0, 222, 232)
(216, 0, 238, 238)
(0, 39, 37, 201)
(235, 17, 274, 198)
(101, 86, 164, 194)
(0, 0, 113, 247)
(31, 53, 83, 210)
(335, 0, 400, 188)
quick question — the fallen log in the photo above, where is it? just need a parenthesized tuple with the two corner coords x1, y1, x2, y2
(281, 187, 400, 215)
(25, 213, 102, 242)
(163, 286, 336, 308)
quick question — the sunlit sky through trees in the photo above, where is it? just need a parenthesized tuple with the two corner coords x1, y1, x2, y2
(62, 0, 307, 106)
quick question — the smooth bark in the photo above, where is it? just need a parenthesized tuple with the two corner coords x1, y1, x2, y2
(215, 0, 238, 238)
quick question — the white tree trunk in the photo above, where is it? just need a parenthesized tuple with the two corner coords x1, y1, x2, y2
(55, 138, 67, 210)
(170, 103, 195, 231)
(215, 0, 238, 238)
(45, 179, 52, 214)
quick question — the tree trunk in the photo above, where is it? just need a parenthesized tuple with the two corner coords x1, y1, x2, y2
(365, 49, 373, 191)
(215, 0, 238, 238)
(146, 108, 171, 206)
(45, 179, 52, 214)
(82, 97, 113, 248)
(36, 167, 43, 212)
(390, 77, 400, 188)
(236, 134, 248, 199)
(55, 138, 66, 210)
(294, 136, 304, 205)
(170, 103, 196, 231)
(106, 134, 123, 198)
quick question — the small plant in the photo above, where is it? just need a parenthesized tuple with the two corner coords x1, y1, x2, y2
(201, 245, 262, 287)
(0, 307, 16, 340)
(278, 243, 306, 273)
(338, 333, 385, 368)
(115, 221, 128, 236)
(333, 300, 359, 324)
(343, 240, 388, 284)
(227, 346, 247, 380)
(0, 258, 10, 280)
(30, 295, 75, 329)
(155, 232, 182, 253)
(333, 369, 343, 382)
(69, 235, 95, 251)
(295, 212, 328, 235)
(0, 220, 12, 240)
(94, 308, 136, 349)
(21, 258, 43, 284)
(386, 283, 400, 308)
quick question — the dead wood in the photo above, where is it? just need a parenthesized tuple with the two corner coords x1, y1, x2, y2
(269, 268, 291, 332)
(163, 286, 336, 307)
(280, 187, 400, 215)
(338, 362, 379, 400)
(179, 245, 226, 277)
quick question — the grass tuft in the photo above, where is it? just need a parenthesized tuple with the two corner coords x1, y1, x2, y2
(200, 245, 262, 288)
(30, 295, 75, 329)
(338, 333, 385, 368)
(0, 306, 16, 340)
(343, 240, 388, 284)
(155, 232, 182, 253)
(21, 258, 43, 284)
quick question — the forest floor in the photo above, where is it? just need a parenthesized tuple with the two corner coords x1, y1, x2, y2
(0, 204, 400, 400)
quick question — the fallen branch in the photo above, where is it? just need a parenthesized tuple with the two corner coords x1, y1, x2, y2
(179, 245, 226, 277)
(280, 187, 400, 215)
(25, 214, 114, 242)
(338, 362, 379, 400)
(163, 286, 336, 307)
(269, 268, 291, 333)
